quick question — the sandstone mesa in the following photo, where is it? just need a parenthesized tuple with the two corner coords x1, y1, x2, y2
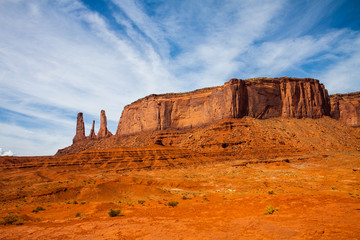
(72, 77, 359, 146)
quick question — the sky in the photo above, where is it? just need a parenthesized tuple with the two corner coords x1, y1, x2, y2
(0, 0, 360, 156)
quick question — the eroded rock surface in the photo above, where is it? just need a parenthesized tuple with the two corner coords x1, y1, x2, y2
(88, 120, 96, 140)
(73, 113, 86, 143)
(116, 77, 331, 136)
(330, 91, 360, 127)
(97, 110, 113, 138)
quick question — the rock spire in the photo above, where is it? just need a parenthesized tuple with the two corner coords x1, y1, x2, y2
(72, 110, 113, 143)
(73, 113, 86, 143)
(88, 120, 96, 140)
(97, 110, 113, 138)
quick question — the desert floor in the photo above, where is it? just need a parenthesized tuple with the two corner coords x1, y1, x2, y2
(1, 151, 360, 239)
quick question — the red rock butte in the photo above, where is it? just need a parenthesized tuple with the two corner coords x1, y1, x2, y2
(73, 77, 359, 144)
(116, 77, 331, 136)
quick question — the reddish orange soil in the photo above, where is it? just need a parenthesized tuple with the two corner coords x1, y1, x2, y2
(1, 118, 360, 239)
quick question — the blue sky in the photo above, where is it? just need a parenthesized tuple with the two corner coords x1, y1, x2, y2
(0, 0, 359, 156)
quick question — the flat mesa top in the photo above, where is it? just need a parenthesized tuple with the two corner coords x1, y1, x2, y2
(131, 77, 321, 104)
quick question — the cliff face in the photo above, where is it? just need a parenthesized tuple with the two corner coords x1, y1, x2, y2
(330, 92, 360, 127)
(116, 77, 331, 136)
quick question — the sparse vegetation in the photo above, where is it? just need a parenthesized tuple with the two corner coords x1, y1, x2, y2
(182, 195, 191, 200)
(75, 212, 82, 217)
(32, 206, 45, 213)
(168, 200, 179, 207)
(108, 209, 121, 217)
(138, 200, 145, 205)
(73, 200, 78, 204)
(264, 205, 279, 215)
(1, 214, 23, 225)
(268, 190, 276, 195)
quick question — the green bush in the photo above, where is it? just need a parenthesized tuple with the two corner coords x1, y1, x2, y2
(32, 206, 45, 213)
(1, 214, 23, 225)
(108, 209, 121, 217)
(168, 200, 179, 207)
(264, 205, 279, 215)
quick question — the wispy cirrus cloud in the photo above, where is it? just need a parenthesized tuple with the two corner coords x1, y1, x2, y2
(0, 0, 359, 155)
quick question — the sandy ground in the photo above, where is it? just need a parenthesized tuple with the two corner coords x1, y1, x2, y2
(1, 151, 359, 239)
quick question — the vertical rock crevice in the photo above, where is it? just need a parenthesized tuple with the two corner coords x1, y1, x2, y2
(330, 92, 360, 127)
(230, 79, 248, 118)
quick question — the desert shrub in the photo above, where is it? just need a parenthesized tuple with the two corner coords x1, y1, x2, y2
(138, 200, 145, 205)
(108, 209, 121, 217)
(182, 195, 191, 200)
(268, 190, 276, 195)
(264, 205, 279, 215)
(81, 201, 86, 205)
(73, 200, 78, 204)
(168, 201, 179, 207)
(1, 214, 23, 225)
(32, 206, 45, 213)
(75, 212, 82, 217)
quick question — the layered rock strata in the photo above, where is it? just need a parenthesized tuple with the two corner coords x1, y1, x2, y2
(330, 91, 360, 127)
(2, 146, 209, 172)
(116, 77, 331, 136)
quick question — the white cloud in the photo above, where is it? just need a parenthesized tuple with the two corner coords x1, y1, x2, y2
(0, 121, 71, 156)
(240, 30, 345, 77)
(317, 32, 360, 94)
(0, 146, 14, 156)
(0, 0, 175, 122)
(2, 150, 14, 156)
